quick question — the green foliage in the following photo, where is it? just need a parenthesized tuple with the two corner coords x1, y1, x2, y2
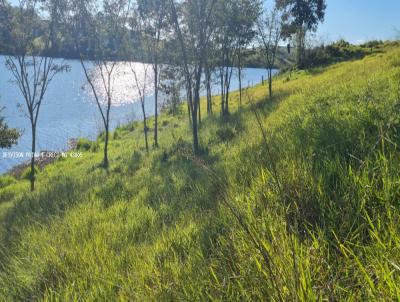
(1, 46, 400, 301)
(0, 175, 15, 189)
(0, 107, 19, 149)
(113, 129, 121, 140)
(76, 138, 91, 151)
(127, 150, 142, 173)
(302, 39, 371, 68)
(21, 166, 39, 181)
(76, 138, 99, 152)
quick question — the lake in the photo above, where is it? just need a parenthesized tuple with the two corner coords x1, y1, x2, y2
(0, 56, 275, 173)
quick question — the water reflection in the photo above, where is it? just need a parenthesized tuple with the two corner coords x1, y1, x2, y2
(86, 62, 155, 106)
(0, 55, 274, 173)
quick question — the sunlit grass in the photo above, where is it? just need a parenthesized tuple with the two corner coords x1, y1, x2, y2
(0, 43, 399, 301)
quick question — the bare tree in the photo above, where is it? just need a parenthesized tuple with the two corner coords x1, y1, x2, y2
(72, 0, 131, 168)
(257, 7, 283, 99)
(4, 0, 68, 191)
(129, 62, 152, 153)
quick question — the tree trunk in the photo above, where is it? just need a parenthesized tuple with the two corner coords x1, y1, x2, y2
(192, 66, 203, 153)
(206, 68, 212, 116)
(192, 106, 199, 153)
(154, 61, 158, 147)
(268, 68, 273, 99)
(207, 86, 212, 115)
(296, 29, 305, 68)
(104, 125, 109, 168)
(187, 89, 192, 124)
(191, 99, 199, 154)
(30, 124, 36, 192)
(220, 71, 225, 115)
(142, 103, 149, 153)
(225, 85, 229, 115)
(104, 99, 111, 168)
(238, 47, 242, 107)
(198, 93, 201, 125)
(224, 65, 232, 116)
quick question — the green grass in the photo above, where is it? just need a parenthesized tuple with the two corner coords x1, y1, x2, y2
(0, 44, 399, 301)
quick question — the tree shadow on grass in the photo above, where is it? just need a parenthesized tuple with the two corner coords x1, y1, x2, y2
(0, 176, 87, 247)
(143, 138, 226, 227)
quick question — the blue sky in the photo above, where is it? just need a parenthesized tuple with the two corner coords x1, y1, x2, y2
(316, 0, 400, 44)
(7, 0, 400, 44)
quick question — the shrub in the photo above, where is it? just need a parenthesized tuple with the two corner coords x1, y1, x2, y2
(0, 175, 16, 189)
(21, 166, 39, 181)
(97, 131, 105, 142)
(120, 122, 135, 132)
(76, 138, 92, 151)
(216, 127, 236, 142)
(302, 40, 367, 68)
(90, 141, 100, 152)
(127, 150, 142, 173)
(76, 138, 99, 152)
(113, 130, 121, 140)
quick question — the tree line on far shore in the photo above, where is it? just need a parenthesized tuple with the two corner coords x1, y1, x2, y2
(0, 0, 326, 192)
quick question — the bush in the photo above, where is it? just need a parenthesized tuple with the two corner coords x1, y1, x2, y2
(216, 127, 236, 142)
(76, 138, 99, 152)
(360, 40, 383, 49)
(21, 166, 39, 181)
(97, 131, 105, 142)
(302, 40, 367, 68)
(76, 138, 92, 151)
(113, 130, 121, 140)
(127, 150, 142, 173)
(0, 175, 16, 189)
(90, 141, 100, 152)
(120, 122, 135, 132)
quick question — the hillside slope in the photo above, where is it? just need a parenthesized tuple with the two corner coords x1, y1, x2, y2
(0, 44, 400, 301)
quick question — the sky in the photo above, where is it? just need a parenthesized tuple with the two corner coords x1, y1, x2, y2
(316, 0, 400, 44)
(7, 0, 400, 44)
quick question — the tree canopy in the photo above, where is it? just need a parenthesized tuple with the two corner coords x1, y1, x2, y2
(0, 108, 19, 149)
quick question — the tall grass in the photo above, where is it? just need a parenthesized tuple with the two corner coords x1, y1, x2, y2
(0, 44, 399, 301)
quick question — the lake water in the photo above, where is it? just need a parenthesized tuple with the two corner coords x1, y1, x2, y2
(0, 56, 275, 173)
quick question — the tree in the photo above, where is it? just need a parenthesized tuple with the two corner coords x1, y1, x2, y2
(129, 61, 152, 153)
(72, 0, 131, 168)
(214, 0, 259, 115)
(169, 0, 217, 153)
(276, 0, 326, 68)
(0, 0, 12, 53)
(4, 0, 68, 191)
(204, 44, 217, 116)
(234, 0, 260, 106)
(136, 0, 167, 148)
(159, 64, 184, 116)
(0, 107, 20, 149)
(257, 7, 282, 99)
(214, 0, 238, 116)
(45, 0, 69, 56)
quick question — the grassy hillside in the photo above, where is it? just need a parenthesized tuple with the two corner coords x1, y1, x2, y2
(0, 44, 400, 301)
